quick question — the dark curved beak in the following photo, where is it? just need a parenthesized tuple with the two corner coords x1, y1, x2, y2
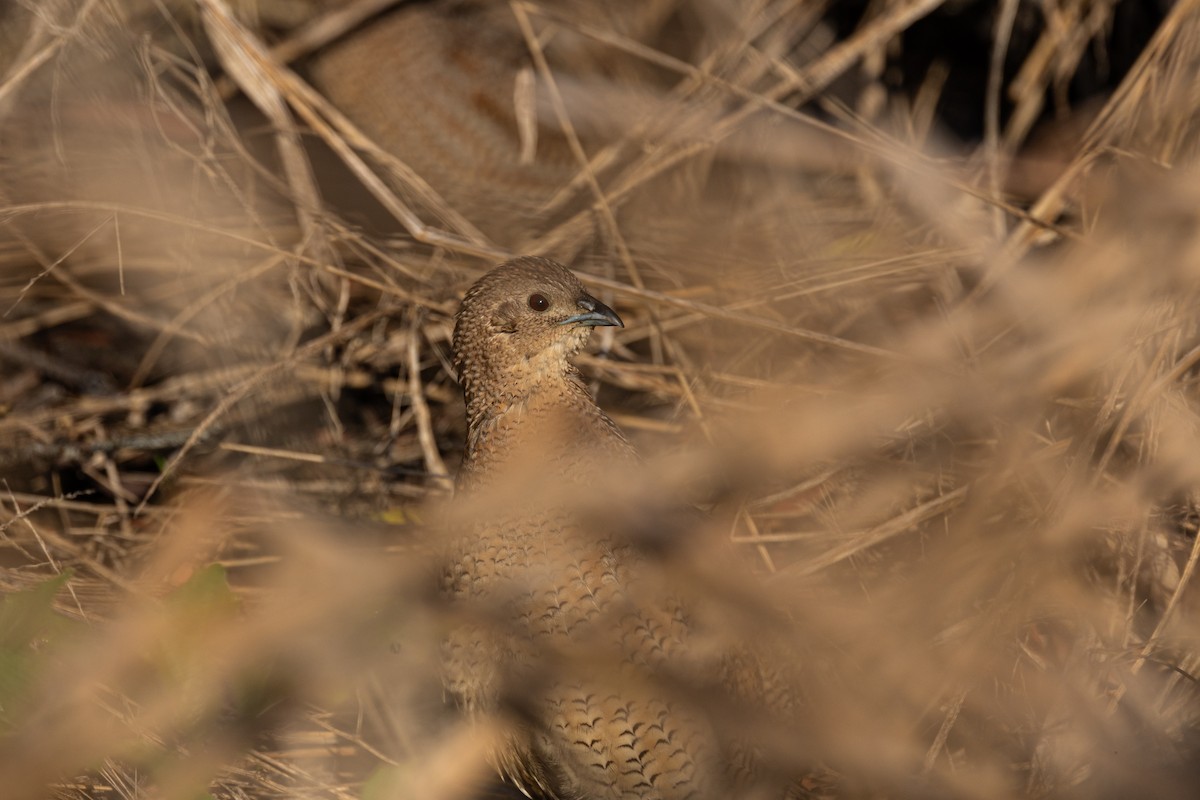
(560, 294, 623, 328)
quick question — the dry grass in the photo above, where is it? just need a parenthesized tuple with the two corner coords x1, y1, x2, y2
(1, 0, 1199, 798)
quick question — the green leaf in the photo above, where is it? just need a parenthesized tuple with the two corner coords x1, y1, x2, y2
(167, 564, 238, 616)
(0, 571, 74, 728)
(361, 765, 406, 800)
(0, 570, 72, 647)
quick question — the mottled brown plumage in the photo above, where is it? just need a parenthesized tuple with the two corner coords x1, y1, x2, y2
(453, 257, 632, 491)
(309, 1, 678, 248)
(445, 257, 718, 799)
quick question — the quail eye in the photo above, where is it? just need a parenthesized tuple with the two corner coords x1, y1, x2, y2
(528, 293, 550, 312)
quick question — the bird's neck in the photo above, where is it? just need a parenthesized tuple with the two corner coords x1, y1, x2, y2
(458, 360, 632, 494)
(463, 362, 588, 429)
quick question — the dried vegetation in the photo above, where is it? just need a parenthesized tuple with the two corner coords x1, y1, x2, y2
(1, 0, 1199, 798)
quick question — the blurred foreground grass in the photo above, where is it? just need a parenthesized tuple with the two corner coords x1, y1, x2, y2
(1, 1, 1199, 798)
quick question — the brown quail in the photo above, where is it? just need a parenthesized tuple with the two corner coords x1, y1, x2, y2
(309, 1, 678, 249)
(445, 257, 720, 799)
